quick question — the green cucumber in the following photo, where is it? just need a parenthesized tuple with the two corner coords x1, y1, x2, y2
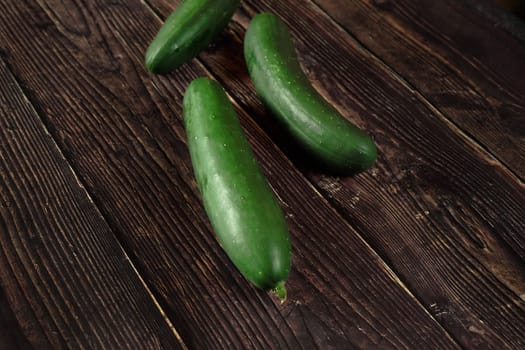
(183, 77, 291, 301)
(244, 13, 377, 174)
(145, 0, 240, 74)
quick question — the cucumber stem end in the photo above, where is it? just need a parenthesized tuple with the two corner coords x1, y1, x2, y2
(272, 281, 287, 303)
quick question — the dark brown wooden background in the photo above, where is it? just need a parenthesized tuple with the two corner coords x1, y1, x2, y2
(1, 0, 524, 349)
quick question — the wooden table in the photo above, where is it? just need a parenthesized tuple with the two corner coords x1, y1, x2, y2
(1, 0, 524, 349)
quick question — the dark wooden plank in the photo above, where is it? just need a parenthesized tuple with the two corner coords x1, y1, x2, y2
(312, 0, 525, 181)
(493, 0, 525, 19)
(465, 0, 525, 42)
(0, 285, 32, 349)
(143, 0, 525, 348)
(0, 59, 185, 349)
(0, 0, 461, 348)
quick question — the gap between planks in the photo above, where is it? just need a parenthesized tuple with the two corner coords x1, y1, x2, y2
(0, 57, 187, 349)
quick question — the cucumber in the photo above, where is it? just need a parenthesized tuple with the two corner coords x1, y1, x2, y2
(183, 77, 291, 301)
(145, 0, 240, 74)
(244, 13, 377, 174)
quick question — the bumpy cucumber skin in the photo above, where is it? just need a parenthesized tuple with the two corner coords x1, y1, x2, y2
(183, 78, 291, 296)
(145, 0, 240, 74)
(244, 13, 377, 174)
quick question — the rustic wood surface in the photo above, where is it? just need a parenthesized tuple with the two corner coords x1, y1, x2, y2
(313, 0, 525, 180)
(0, 0, 524, 349)
(0, 59, 185, 349)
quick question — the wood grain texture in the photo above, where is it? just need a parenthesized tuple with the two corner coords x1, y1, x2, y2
(0, 0, 461, 348)
(144, 0, 525, 348)
(0, 59, 184, 349)
(312, 0, 525, 180)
